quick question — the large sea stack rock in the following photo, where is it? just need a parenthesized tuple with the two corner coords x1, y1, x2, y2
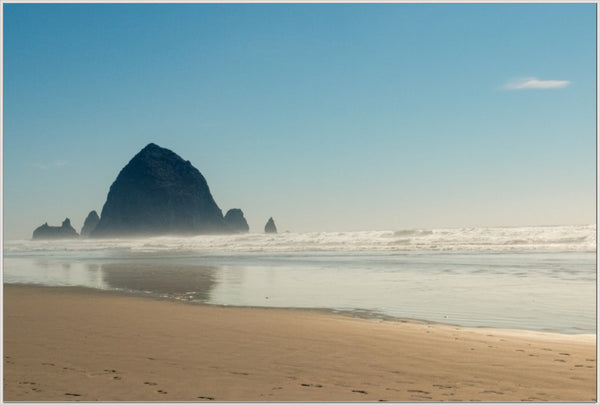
(32, 218, 79, 240)
(264, 217, 277, 234)
(92, 143, 229, 237)
(224, 208, 249, 233)
(80, 210, 100, 237)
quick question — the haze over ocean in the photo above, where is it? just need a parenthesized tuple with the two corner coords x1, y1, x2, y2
(2, 3, 596, 239)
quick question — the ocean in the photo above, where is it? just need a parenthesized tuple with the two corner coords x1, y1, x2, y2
(3, 224, 596, 334)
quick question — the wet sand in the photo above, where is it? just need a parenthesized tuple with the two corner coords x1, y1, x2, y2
(3, 284, 596, 401)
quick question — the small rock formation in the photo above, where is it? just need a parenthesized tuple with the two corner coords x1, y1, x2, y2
(92, 143, 230, 237)
(32, 218, 79, 240)
(264, 217, 277, 234)
(224, 209, 249, 233)
(80, 210, 100, 237)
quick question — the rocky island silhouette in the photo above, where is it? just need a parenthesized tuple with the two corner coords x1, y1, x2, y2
(32, 143, 275, 239)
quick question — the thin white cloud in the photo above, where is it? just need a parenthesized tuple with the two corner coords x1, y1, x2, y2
(504, 77, 570, 90)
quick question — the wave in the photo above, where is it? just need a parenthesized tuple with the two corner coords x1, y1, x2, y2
(4, 225, 596, 255)
(393, 229, 434, 237)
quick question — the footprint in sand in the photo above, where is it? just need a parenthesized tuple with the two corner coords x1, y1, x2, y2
(157, 389, 167, 394)
(197, 396, 215, 400)
(19, 381, 37, 385)
(352, 389, 368, 394)
(395, 380, 416, 384)
(65, 393, 81, 397)
(407, 389, 430, 394)
(554, 359, 566, 362)
(301, 383, 323, 388)
(144, 382, 158, 386)
(559, 353, 570, 356)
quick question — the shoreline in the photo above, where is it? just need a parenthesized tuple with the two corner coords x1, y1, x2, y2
(4, 282, 596, 338)
(3, 284, 596, 401)
(4, 246, 595, 336)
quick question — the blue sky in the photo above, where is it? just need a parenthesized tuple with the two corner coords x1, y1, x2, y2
(3, 3, 596, 239)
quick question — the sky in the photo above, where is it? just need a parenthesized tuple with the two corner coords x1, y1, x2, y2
(2, 3, 597, 239)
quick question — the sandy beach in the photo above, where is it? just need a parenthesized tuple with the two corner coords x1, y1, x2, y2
(3, 284, 596, 402)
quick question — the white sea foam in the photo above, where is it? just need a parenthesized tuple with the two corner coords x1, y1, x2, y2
(4, 224, 596, 255)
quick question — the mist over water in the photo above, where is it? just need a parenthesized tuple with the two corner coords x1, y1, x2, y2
(3, 225, 596, 334)
(5, 224, 596, 254)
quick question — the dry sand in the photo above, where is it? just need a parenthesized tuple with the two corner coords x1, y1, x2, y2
(3, 284, 596, 401)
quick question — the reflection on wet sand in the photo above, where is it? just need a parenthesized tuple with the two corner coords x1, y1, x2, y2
(3, 251, 596, 333)
(101, 263, 217, 302)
